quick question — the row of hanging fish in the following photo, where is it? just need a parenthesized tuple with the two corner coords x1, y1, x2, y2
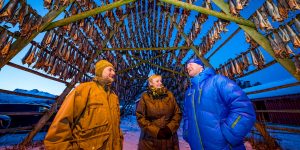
(21, 42, 86, 81)
(252, 0, 300, 32)
(196, 0, 211, 23)
(198, 19, 229, 56)
(244, 32, 259, 50)
(0, 29, 13, 57)
(0, 0, 43, 39)
(44, 0, 72, 10)
(217, 48, 265, 79)
(267, 23, 299, 59)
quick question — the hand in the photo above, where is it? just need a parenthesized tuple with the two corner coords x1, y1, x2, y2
(157, 127, 172, 139)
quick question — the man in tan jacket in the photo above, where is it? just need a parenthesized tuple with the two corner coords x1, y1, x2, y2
(44, 60, 123, 150)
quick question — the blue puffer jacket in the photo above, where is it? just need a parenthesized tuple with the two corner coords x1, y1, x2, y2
(183, 68, 256, 150)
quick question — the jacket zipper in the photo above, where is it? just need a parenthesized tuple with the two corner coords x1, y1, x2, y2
(231, 115, 241, 128)
(191, 90, 204, 149)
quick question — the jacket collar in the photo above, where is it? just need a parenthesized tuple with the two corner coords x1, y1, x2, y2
(190, 68, 215, 87)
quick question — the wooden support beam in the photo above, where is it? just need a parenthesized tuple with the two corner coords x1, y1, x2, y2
(6, 62, 69, 85)
(0, 112, 45, 116)
(103, 46, 190, 51)
(0, 0, 75, 69)
(131, 55, 186, 76)
(212, 0, 300, 81)
(44, 0, 135, 31)
(160, 0, 255, 28)
(165, 14, 213, 68)
(254, 123, 280, 149)
(246, 82, 300, 95)
(255, 110, 300, 113)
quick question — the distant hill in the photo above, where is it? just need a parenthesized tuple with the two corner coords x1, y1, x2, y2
(0, 89, 56, 105)
(13, 89, 57, 98)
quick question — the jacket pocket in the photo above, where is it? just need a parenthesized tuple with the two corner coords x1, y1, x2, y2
(76, 131, 110, 149)
(80, 102, 109, 134)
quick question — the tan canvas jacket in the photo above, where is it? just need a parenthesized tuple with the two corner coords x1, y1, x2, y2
(44, 81, 123, 150)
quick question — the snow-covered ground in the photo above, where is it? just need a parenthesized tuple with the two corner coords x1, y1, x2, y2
(1, 115, 300, 150)
(0, 115, 191, 150)
(121, 115, 191, 150)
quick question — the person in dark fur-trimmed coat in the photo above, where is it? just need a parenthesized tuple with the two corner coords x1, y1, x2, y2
(136, 74, 182, 150)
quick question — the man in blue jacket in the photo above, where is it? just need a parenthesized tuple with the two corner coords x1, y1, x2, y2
(183, 58, 256, 150)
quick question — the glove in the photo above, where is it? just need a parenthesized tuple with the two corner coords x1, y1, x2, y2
(157, 127, 172, 139)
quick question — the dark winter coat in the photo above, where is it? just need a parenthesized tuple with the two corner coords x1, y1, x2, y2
(136, 90, 182, 150)
(183, 68, 256, 150)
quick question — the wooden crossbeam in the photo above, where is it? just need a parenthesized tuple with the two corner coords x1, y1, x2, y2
(103, 46, 190, 51)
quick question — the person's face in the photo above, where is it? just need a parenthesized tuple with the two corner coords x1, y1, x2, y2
(102, 66, 115, 82)
(186, 63, 204, 77)
(149, 77, 163, 88)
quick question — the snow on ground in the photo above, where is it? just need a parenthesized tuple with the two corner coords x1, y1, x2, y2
(121, 115, 191, 150)
(3, 115, 300, 150)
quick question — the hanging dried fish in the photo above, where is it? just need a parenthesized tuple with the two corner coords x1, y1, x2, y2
(273, 31, 286, 51)
(285, 44, 295, 56)
(50, 59, 58, 75)
(267, 35, 282, 58)
(287, 0, 300, 10)
(44, 0, 52, 9)
(256, 48, 265, 69)
(62, 0, 70, 6)
(22, 44, 34, 64)
(23, 44, 38, 66)
(265, 1, 282, 22)
(229, 60, 236, 75)
(294, 18, 300, 33)
(277, 0, 289, 19)
(0, 30, 9, 49)
(242, 53, 250, 71)
(229, 0, 238, 16)
(0, 0, 3, 10)
(20, 15, 34, 38)
(0, 0, 18, 19)
(250, 49, 259, 67)
(285, 24, 300, 48)
(252, 16, 261, 30)
(1, 35, 13, 56)
(256, 10, 273, 31)
(234, 59, 243, 76)
(294, 55, 300, 74)
(278, 27, 290, 43)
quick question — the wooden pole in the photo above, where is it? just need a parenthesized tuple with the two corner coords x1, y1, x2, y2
(160, 0, 255, 28)
(254, 123, 279, 149)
